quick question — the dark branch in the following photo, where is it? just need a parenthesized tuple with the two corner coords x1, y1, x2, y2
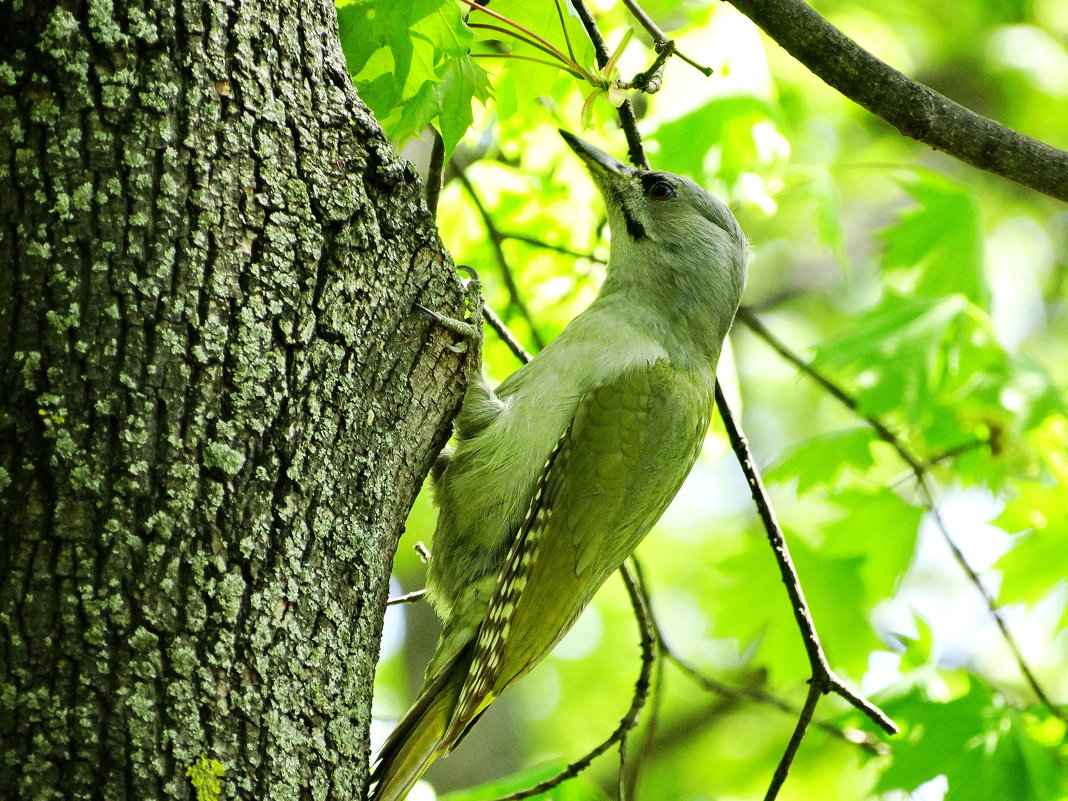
(620, 0, 713, 77)
(570, 0, 650, 169)
(500, 231, 601, 261)
(626, 560, 667, 796)
(737, 307, 1068, 725)
(666, 651, 884, 755)
(726, 0, 1068, 202)
(454, 167, 547, 350)
(763, 683, 822, 801)
(482, 301, 533, 365)
(426, 129, 446, 217)
(713, 382, 899, 736)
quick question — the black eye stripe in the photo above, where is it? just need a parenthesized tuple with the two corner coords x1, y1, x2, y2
(622, 207, 647, 240)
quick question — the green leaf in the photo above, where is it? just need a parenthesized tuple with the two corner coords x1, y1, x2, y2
(821, 490, 922, 602)
(878, 677, 1066, 801)
(337, 0, 488, 154)
(896, 613, 938, 672)
(811, 294, 1023, 453)
(648, 94, 786, 185)
(767, 427, 876, 493)
(995, 473, 1068, 608)
(393, 80, 441, 144)
(713, 524, 879, 681)
(436, 53, 492, 154)
(880, 174, 988, 309)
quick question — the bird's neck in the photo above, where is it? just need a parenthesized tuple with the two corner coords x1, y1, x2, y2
(597, 244, 742, 372)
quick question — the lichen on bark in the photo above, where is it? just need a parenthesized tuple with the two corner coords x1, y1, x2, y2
(0, 1, 467, 798)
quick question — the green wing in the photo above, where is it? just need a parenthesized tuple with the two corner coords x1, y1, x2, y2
(443, 360, 713, 744)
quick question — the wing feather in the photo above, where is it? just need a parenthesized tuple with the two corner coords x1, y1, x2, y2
(442, 361, 712, 748)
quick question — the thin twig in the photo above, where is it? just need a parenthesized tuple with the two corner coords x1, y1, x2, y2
(459, 0, 586, 76)
(713, 383, 898, 736)
(633, 556, 884, 755)
(569, 0, 649, 170)
(665, 651, 884, 755)
(501, 231, 601, 261)
(468, 22, 573, 64)
(553, 0, 578, 66)
(482, 301, 533, 364)
(454, 167, 546, 349)
(471, 52, 586, 79)
(736, 307, 1067, 725)
(620, 0, 714, 77)
(922, 437, 988, 468)
(763, 682, 822, 801)
(627, 559, 666, 795)
(386, 588, 427, 607)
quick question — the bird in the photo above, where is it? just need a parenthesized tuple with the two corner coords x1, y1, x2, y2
(368, 130, 748, 801)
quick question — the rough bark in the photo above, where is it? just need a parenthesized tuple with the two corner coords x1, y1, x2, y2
(0, 0, 468, 799)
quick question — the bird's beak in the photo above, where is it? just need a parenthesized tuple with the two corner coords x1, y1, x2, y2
(559, 130, 633, 182)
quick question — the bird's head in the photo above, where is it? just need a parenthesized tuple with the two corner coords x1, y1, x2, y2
(559, 130, 747, 300)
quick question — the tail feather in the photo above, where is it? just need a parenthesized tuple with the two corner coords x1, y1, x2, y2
(368, 649, 469, 801)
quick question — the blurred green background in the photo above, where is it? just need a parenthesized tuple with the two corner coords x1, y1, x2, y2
(340, 0, 1068, 798)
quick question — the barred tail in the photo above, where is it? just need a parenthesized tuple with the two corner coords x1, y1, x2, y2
(368, 651, 468, 801)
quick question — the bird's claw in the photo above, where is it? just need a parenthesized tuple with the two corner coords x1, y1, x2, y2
(417, 264, 484, 356)
(416, 304, 479, 347)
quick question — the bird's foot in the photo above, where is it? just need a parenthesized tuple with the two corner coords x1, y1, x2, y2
(419, 265, 483, 354)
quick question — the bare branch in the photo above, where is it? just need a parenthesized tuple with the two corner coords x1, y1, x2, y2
(713, 381, 899, 736)
(620, 0, 714, 78)
(737, 307, 1068, 724)
(500, 231, 601, 261)
(763, 682, 822, 801)
(666, 651, 884, 755)
(426, 129, 445, 218)
(569, 0, 650, 169)
(386, 588, 427, 607)
(454, 167, 547, 350)
(726, 0, 1068, 202)
(626, 560, 667, 795)
(482, 302, 534, 364)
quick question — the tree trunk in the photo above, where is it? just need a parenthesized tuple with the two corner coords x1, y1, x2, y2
(0, 1, 468, 798)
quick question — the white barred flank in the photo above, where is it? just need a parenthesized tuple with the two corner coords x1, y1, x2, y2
(448, 431, 568, 737)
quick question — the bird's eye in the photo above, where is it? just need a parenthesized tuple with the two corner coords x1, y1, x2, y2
(648, 181, 675, 200)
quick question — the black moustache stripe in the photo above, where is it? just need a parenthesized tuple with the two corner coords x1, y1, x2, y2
(621, 207, 646, 241)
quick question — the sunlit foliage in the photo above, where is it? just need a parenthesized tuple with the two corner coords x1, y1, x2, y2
(341, 1, 1068, 799)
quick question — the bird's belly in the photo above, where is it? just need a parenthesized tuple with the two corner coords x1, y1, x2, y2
(426, 391, 577, 619)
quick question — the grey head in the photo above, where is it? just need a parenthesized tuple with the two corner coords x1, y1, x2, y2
(560, 130, 748, 362)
